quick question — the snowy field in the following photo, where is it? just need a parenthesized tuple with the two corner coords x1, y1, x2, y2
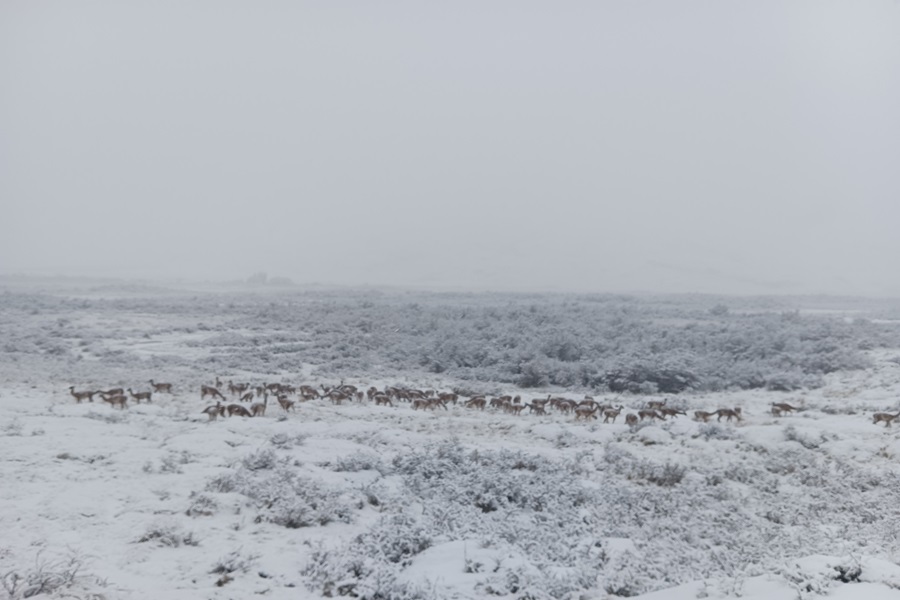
(3, 278, 900, 599)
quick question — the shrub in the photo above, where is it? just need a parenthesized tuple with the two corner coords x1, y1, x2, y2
(205, 459, 355, 529)
(136, 523, 199, 547)
(210, 549, 258, 575)
(1, 551, 92, 600)
(241, 448, 278, 471)
(331, 451, 388, 474)
(696, 423, 737, 441)
(783, 425, 822, 450)
(304, 440, 608, 598)
(186, 493, 219, 517)
(302, 513, 433, 597)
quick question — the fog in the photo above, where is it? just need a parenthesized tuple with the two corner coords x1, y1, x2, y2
(2, 1, 899, 295)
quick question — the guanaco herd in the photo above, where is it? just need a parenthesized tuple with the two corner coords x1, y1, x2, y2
(67, 380, 900, 428)
(68, 380, 173, 409)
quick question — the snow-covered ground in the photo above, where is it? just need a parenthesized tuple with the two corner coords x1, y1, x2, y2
(2, 281, 900, 599)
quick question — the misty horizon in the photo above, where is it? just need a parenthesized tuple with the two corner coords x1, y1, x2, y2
(3, 1, 899, 297)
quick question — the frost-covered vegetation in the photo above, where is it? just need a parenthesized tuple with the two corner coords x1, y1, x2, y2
(302, 434, 900, 598)
(4, 279, 900, 599)
(2, 281, 898, 394)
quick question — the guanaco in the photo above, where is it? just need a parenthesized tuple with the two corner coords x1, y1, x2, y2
(128, 388, 152, 403)
(771, 402, 799, 415)
(507, 403, 525, 416)
(716, 408, 742, 422)
(103, 394, 127, 409)
(438, 392, 458, 405)
(647, 399, 667, 410)
(491, 395, 512, 407)
(342, 384, 358, 395)
(250, 396, 268, 417)
(240, 391, 255, 403)
(603, 406, 623, 423)
(148, 380, 173, 393)
(574, 405, 600, 421)
(555, 399, 577, 414)
(328, 391, 350, 405)
(68, 386, 96, 403)
(873, 411, 900, 427)
(228, 381, 248, 396)
(299, 385, 319, 399)
(638, 409, 664, 421)
(528, 402, 547, 416)
(277, 395, 295, 413)
(578, 399, 602, 411)
(465, 397, 486, 410)
(374, 394, 393, 407)
(201, 385, 225, 401)
(694, 410, 716, 422)
(226, 404, 252, 417)
(625, 413, 639, 426)
(659, 407, 686, 419)
(202, 403, 224, 421)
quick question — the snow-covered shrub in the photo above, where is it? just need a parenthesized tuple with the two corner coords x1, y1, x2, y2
(709, 303, 729, 316)
(604, 445, 687, 487)
(1, 418, 23, 436)
(205, 461, 355, 528)
(158, 450, 194, 474)
(209, 549, 258, 575)
(84, 410, 128, 424)
(185, 492, 218, 517)
(1, 551, 93, 600)
(303, 440, 610, 597)
(303, 512, 434, 597)
(268, 432, 306, 447)
(636, 461, 687, 487)
(240, 448, 278, 471)
(783, 425, 822, 450)
(696, 422, 737, 441)
(303, 540, 434, 600)
(136, 523, 199, 547)
(780, 556, 863, 599)
(765, 372, 818, 391)
(3, 288, 888, 392)
(331, 451, 388, 474)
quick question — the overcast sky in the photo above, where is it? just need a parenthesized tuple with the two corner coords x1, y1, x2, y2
(2, 1, 899, 295)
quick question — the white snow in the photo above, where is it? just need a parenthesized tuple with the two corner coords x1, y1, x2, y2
(3, 282, 900, 599)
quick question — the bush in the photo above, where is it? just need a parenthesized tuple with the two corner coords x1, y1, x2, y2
(783, 425, 823, 450)
(331, 451, 388, 474)
(696, 423, 737, 441)
(304, 440, 607, 598)
(210, 549, 258, 575)
(205, 458, 355, 529)
(241, 448, 278, 471)
(136, 523, 199, 547)
(186, 493, 219, 517)
(1, 552, 91, 600)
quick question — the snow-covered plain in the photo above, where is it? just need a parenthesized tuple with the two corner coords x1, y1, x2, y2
(2, 278, 900, 599)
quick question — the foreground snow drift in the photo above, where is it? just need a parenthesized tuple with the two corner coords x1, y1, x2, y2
(2, 358, 900, 599)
